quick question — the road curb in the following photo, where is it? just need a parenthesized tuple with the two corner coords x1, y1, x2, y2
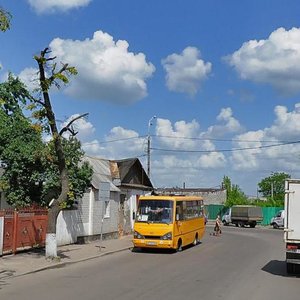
(14, 246, 133, 278)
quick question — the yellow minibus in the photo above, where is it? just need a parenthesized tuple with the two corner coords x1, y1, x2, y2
(133, 195, 205, 251)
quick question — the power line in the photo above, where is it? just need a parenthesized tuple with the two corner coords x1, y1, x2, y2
(152, 134, 293, 143)
(150, 140, 300, 154)
(83, 135, 147, 146)
(81, 134, 296, 146)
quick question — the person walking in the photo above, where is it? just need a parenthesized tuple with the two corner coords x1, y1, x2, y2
(214, 215, 222, 236)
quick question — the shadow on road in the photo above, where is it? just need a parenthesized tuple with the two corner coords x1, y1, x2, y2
(8, 246, 74, 260)
(0, 270, 15, 290)
(131, 242, 202, 255)
(262, 260, 300, 278)
(131, 247, 176, 254)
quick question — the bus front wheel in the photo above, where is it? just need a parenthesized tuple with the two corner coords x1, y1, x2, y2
(193, 234, 199, 246)
(176, 239, 183, 252)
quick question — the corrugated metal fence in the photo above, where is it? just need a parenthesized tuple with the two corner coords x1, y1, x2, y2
(205, 204, 284, 225)
(261, 207, 283, 225)
(204, 205, 227, 220)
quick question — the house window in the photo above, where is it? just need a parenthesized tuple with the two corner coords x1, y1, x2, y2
(104, 199, 110, 218)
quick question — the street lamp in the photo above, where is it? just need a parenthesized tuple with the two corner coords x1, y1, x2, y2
(147, 115, 156, 179)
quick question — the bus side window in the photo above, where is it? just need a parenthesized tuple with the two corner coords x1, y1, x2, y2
(176, 203, 184, 221)
(200, 203, 204, 216)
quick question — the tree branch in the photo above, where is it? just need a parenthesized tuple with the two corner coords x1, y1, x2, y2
(34, 98, 45, 106)
(41, 47, 51, 58)
(49, 63, 69, 84)
(46, 56, 57, 62)
(59, 113, 89, 136)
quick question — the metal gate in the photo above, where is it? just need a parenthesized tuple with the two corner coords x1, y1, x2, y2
(1, 209, 48, 254)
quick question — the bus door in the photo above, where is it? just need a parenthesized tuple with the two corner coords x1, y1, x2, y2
(175, 202, 184, 236)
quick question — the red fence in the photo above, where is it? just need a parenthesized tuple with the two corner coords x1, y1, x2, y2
(1, 209, 48, 255)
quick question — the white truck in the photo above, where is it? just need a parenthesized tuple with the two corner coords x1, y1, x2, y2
(284, 179, 300, 273)
(270, 210, 284, 229)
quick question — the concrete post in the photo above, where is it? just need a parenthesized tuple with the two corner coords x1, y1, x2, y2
(0, 215, 4, 256)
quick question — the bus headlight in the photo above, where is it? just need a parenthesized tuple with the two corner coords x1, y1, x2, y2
(161, 232, 172, 240)
(134, 231, 145, 239)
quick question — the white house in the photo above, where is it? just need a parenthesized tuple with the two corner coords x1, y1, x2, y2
(0, 157, 153, 247)
(76, 156, 153, 242)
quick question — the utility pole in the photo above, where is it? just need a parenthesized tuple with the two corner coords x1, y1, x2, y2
(271, 182, 274, 201)
(147, 116, 156, 179)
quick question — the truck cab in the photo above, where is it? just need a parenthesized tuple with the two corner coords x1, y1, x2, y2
(222, 208, 231, 226)
(270, 210, 284, 229)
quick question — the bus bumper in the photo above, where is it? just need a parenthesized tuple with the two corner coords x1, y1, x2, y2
(133, 239, 174, 249)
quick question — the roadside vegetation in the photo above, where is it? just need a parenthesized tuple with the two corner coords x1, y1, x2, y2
(223, 172, 289, 208)
(0, 8, 93, 257)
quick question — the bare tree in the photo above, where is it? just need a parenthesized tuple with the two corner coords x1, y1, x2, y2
(34, 48, 86, 257)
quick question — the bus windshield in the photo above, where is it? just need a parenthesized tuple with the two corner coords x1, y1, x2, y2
(136, 200, 173, 224)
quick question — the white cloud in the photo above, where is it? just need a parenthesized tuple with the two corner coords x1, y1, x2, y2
(155, 118, 200, 149)
(151, 155, 207, 188)
(151, 111, 237, 172)
(105, 126, 139, 141)
(82, 140, 103, 155)
(151, 152, 226, 189)
(18, 67, 40, 92)
(27, 0, 92, 14)
(1, 67, 40, 91)
(83, 126, 146, 159)
(61, 114, 95, 142)
(49, 31, 155, 104)
(151, 117, 227, 180)
(0, 71, 8, 83)
(101, 127, 146, 158)
(226, 27, 300, 95)
(76, 114, 230, 177)
(154, 156, 194, 170)
(230, 103, 300, 171)
(162, 46, 212, 96)
(197, 152, 226, 169)
(65, 105, 300, 193)
(266, 103, 300, 140)
(205, 107, 243, 137)
(230, 130, 265, 170)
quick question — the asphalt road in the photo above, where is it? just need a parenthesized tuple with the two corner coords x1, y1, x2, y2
(1, 225, 299, 299)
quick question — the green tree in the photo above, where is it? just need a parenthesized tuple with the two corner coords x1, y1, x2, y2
(0, 75, 44, 207)
(258, 172, 290, 204)
(0, 75, 93, 208)
(0, 65, 92, 257)
(0, 8, 91, 257)
(222, 175, 249, 207)
(42, 137, 93, 209)
(0, 110, 46, 207)
(0, 7, 11, 32)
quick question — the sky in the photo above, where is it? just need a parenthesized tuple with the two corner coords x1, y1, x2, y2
(1, 0, 300, 196)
